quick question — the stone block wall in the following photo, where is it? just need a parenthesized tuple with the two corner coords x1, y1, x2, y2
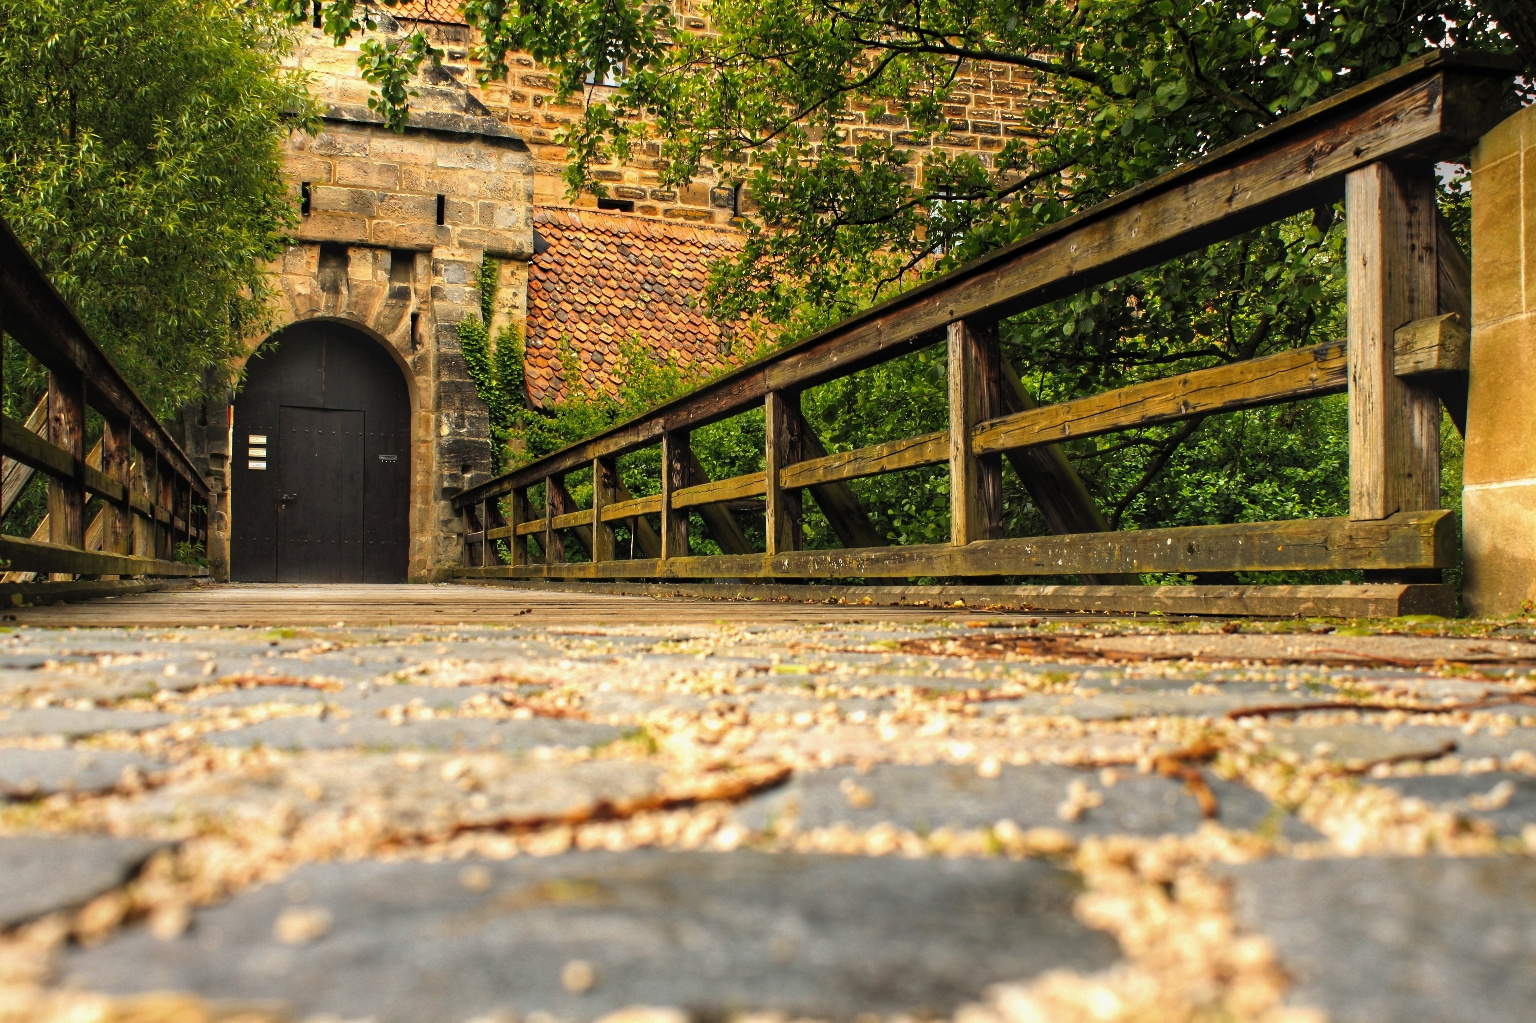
(399, 12, 1049, 226)
(1465, 103, 1536, 616)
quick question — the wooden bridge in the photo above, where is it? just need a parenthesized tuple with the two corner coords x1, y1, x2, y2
(0, 52, 1521, 619)
(446, 52, 1514, 618)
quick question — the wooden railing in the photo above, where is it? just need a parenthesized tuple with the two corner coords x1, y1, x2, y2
(0, 218, 209, 584)
(450, 52, 1509, 599)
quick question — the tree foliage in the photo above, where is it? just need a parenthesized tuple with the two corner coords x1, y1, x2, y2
(0, 0, 316, 419)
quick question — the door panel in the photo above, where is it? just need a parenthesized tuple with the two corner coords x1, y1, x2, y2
(276, 407, 365, 583)
(232, 322, 410, 583)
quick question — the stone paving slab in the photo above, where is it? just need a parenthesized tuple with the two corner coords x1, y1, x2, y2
(1369, 773, 1536, 836)
(200, 716, 622, 752)
(0, 708, 175, 737)
(112, 756, 668, 841)
(0, 749, 160, 799)
(1222, 857, 1536, 1023)
(60, 852, 1121, 1023)
(0, 604, 1533, 1022)
(0, 835, 167, 927)
(732, 763, 1319, 840)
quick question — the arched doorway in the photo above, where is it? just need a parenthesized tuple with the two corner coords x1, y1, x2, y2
(231, 321, 411, 583)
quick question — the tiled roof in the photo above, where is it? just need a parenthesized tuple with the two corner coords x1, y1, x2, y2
(524, 206, 747, 409)
(381, 0, 467, 25)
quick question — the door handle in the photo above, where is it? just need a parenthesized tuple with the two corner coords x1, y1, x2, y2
(280, 493, 298, 502)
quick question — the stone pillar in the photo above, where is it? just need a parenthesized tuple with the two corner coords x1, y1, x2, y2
(1464, 105, 1536, 616)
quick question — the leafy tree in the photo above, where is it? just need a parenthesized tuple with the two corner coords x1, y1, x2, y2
(0, 0, 317, 419)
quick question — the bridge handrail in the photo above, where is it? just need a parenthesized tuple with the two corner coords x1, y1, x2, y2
(0, 217, 210, 580)
(449, 50, 1513, 595)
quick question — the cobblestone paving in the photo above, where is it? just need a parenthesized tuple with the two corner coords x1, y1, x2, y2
(1, 606, 1535, 1022)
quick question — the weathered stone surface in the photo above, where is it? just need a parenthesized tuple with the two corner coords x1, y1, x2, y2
(0, 708, 174, 738)
(0, 748, 160, 799)
(62, 852, 1121, 1023)
(202, 715, 619, 752)
(733, 764, 1317, 839)
(1371, 773, 1536, 836)
(1223, 856, 1536, 1023)
(0, 835, 166, 927)
(115, 755, 666, 841)
(1248, 723, 1536, 767)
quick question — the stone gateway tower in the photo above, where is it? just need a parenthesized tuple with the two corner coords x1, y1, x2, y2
(185, 25, 534, 583)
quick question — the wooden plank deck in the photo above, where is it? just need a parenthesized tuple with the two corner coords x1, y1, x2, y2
(3, 583, 1008, 628)
(2, 579, 1457, 627)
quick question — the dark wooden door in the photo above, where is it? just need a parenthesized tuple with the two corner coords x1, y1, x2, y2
(232, 322, 410, 583)
(276, 407, 365, 583)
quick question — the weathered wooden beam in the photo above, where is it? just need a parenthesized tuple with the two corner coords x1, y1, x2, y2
(1437, 211, 1472, 321)
(1395, 313, 1469, 376)
(101, 419, 132, 555)
(541, 476, 563, 564)
(686, 452, 755, 557)
(1431, 215, 1473, 436)
(672, 469, 767, 511)
(592, 457, 617, 563)
(660, 431, 690, 559)
(454, 53, 1513, 508)
(1346, 162, 1442, 521)
(509, 488, 531, 566)
(600, 494, 663, 522)
(997, 359, 1137, 585)
(1, 397, 46, 518)
(608, 477, 662, 559)
(997, 359, 1109, 536)
(764, 391, 803, 556)
(949, 320, 1004, 545)
(794, 412, 887, 549)
(454, 510, 1453, 581)
(0, 535, 209, 578)
(456, 579, 1456, 619)
(975, 341, 1348, 456)
(47, 373, 85, 556)
(780, 432, 948, 490)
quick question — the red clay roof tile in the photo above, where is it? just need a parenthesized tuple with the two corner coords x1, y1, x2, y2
(524, 205, 748, 410)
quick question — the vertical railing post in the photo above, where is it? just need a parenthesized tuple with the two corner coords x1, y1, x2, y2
(462, 499, 482, 567)
(481, 498, 502, 568)
(509, 487, 530, 569)
(156, 456, 173, 561)
(660, 430, 690, 560)
(592, 457, 617, 565)
(46, 371, 86, 572)
(948, 319, 1005, 545)
(130, 442, 148, 558)
(764, 391, 803, 556)
(543, 474, 565, 567)
(1346, 162, 1442, 521)
(101, 418, 132, 555)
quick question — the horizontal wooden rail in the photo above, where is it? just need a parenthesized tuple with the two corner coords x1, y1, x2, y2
(672, 471, 767, 511)
(456, 510, 1452, 581)
(972, 340, 1347, 455)
(456, 51, 1512, 508)
(0, 536, 207, 578)
(781, 433, 948, 490)
(0, 415, 198, 541)
(601, 494, 663, 521)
